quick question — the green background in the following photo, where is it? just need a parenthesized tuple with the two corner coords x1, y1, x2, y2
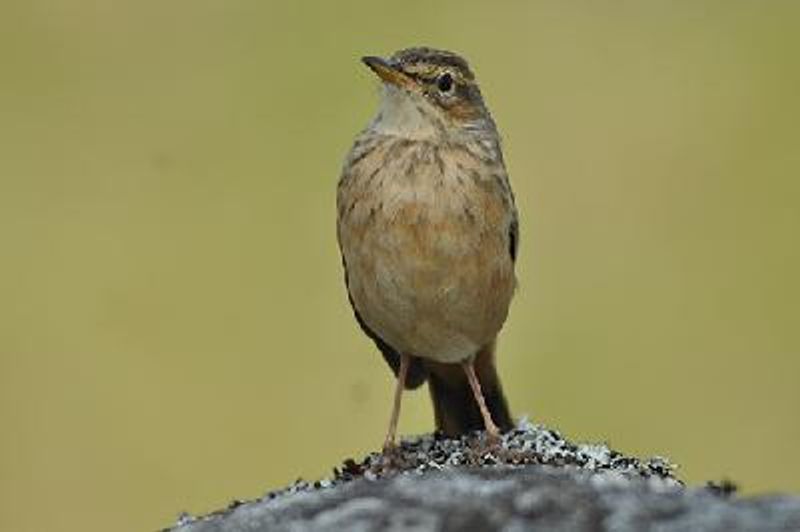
(2, 2, 799, 531)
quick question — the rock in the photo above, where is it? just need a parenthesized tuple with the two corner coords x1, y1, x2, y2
(164, 422, 800, 532)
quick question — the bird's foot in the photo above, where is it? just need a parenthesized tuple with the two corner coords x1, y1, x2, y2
(382, 439, 397, 456)
(379, 439, 404, 472)
(467, 428, 505, 461)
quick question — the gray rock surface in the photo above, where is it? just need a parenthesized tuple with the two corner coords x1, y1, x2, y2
(165, 422, 800, 532)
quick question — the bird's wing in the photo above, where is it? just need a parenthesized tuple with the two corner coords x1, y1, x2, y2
(509, 214, 519, 262)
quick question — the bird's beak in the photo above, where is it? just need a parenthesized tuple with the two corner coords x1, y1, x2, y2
(362, 56, 415, 89)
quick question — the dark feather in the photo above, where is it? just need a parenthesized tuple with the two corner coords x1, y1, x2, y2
(509, 216, 519, 262)
(426, 343, 513, 436)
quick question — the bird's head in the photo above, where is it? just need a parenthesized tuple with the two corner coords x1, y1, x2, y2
(362, 47, 496, 139)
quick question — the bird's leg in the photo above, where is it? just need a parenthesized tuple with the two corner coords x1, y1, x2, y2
(383, 352, 409, 453)
(462, 358, 501, 443)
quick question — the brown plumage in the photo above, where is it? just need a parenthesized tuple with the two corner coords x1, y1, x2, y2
(337, 47, 518, 449)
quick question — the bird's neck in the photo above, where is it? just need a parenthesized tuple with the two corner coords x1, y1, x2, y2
(367, 86, 501, 166)
(370, 86, 442, 140)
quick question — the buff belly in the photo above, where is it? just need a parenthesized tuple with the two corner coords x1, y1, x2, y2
(342, 197, 515, 364)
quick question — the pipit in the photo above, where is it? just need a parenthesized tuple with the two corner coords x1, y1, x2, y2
(337, 47, 518, 451)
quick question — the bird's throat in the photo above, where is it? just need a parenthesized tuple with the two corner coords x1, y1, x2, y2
(371, 85, 442, 140)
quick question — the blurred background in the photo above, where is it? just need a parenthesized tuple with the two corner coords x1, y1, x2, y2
(1, 1, 799, 531)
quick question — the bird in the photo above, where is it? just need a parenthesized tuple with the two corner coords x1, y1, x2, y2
(336, 47, 518, 451)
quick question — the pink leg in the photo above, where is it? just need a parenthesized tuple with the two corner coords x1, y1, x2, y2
(462, 358, 500, 441)
(383, 353, 410, 452)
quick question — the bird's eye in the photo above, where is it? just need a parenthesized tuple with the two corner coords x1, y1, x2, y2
(436, 72, 454, 93)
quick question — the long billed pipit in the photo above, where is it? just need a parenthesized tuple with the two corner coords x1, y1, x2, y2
(337, 47, 518, 450)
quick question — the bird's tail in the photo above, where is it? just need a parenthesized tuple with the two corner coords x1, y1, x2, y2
(426, 342, 513, 436)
